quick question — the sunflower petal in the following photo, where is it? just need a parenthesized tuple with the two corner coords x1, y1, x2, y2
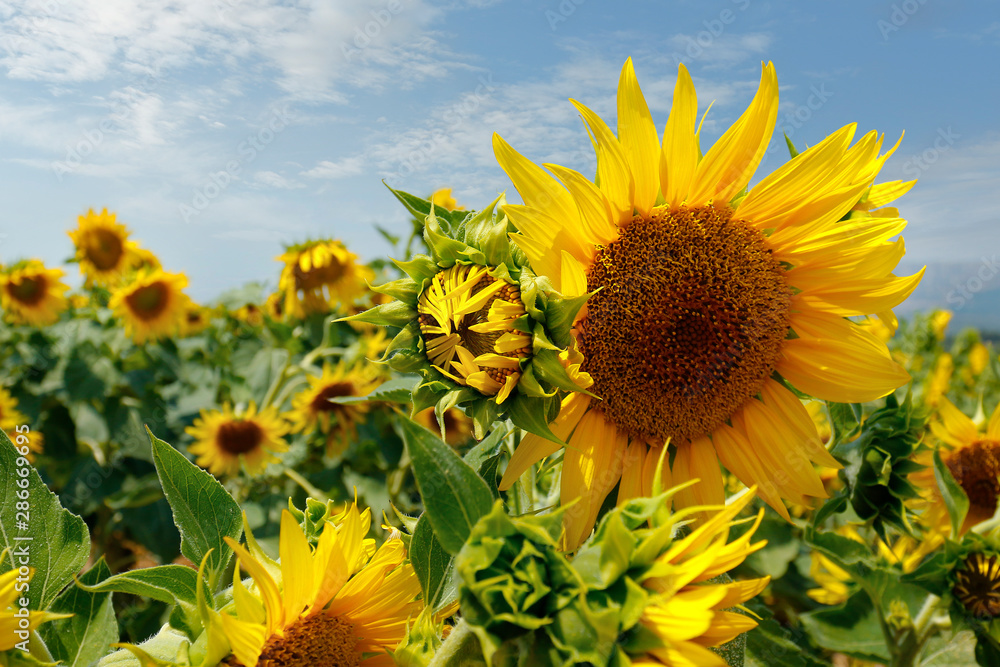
(617, 58, 661, 215)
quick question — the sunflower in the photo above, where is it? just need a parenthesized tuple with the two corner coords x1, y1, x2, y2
(215, 505, 423, 667)
(0, 260, 69, 326)
(276, 240, 374, 319)
(430, 188, 464, 211)
(414, 407, 473, 447)
(234, 303, 265, 328)
(181, 304, 211, 337)
(290, 363, 382, 456)
(68, 208, 145, 286)
(628, 489, 770, 666)
(265, 292, 284, 320)
(186, 402, 289, 477)
(0, 556, 70, 652)
(493, 59, 920, 546)
(109, 270, 192, 343)
(953, 551, 1000, 620)
(418, 263, 532, 403)
(0, 388, 43, 463)
(912, 398, 1000, 535)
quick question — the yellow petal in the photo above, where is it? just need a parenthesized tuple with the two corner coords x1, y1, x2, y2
(617, 58, 661, 215)
(617, 440, 647, 506)
(499, 394, 591, 490)
(760, 378, 840, 469)
(934, 398, 979, 446)
(544, 163, 618, 246)
(712, 423, 788, 519)
(688, 62, 778, 207)
(867, 179, 916, 208)
(561, 409, 627, 550)
(218, 614, 268, 667)
(570, 99, 635, 225)
(988, 400, 1000, 441)
(672, 437, 725, 511)
(737, 398, 827, 498)
(661, 63, 699, 209)
(226, 538, 283, 636)
(794, 268, 925, 317)
(493, 133, 579, 229)
(560, 250, 588, 298)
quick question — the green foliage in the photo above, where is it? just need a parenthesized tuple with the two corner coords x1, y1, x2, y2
(40, 558, 117, 667)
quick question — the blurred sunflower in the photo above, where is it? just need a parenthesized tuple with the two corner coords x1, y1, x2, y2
(953, 551, 1000, 620)
(234, 303, 265, 328)
(0, 260, 69, 326)
(0, 556, 70, 652)
(494, 59, 920, 545)
(912, 398, 1000, 535)
(924, 353, 954, 408)
(68, 208, 146, 286)
(181, 304, 211, 337)
(276, 240, 373, 319)
(931, 310, 952, 341)
(265, 292, 284, 320)
(0, 387, 43, 462)
(109, 270, 192, 343)
(216, 506, 423, 667)
(418, 263, 532, 403)
(290, 363, 381, 456)
(414, 407, 473, 447)
(430, 187, 464, 211)
(185, 402, 289, 477)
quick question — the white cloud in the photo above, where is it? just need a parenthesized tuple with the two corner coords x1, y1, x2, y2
(302, 156, 365, 179)
(253, 170, 304, 189)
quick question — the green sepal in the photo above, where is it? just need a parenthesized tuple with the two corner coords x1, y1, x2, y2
(506, 393, 564, 445)
(785, 132, 800, 158)
(934, 448, 970, 538)
(384, 183, 466, 230)
(516, 364, 558, 399)
(425, 211, 478, 266)
(543, 292, 592, 349)
(384, 322, 421, 360)
(463, 193, 513, 267)
(340, 300, 416, 327)
(393, 254, 440, 287)
(533, 348, 593, 397)
(370, 277, 420, 305)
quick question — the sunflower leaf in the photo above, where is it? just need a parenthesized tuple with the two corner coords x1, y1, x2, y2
(0, 429, 90, 611)
(398, 416, 494, 555)
(410, 514, 458, 613)
(39, 558, 118, 667)
(147, 427, 242, 591)
(933, 448, 969, 538)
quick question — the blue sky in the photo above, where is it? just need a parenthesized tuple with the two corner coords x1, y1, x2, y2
(1, 0, 998, 302)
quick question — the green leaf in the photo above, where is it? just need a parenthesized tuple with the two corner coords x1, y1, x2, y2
(828, 402, 862, 446)
(0, 429, 89, 610)
(800, 591, 889, 662)
(329, 376, 418, 405)
(410, 514, 458, 613)
(397, 416, 494, 555)
(543, 292, 591, 349)
(74, 565, 202, 637)
(340, 300, 416, 328)
(784, 132, 800, 159)
(147, 427, 242, 590)
(40, 558, 118, 667)
(506, 393, 563, 445)
(933, 449, 969, 537)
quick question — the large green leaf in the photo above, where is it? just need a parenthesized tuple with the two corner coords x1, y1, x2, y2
(40, 558, 118, 667)
(0, 429, 89, 610)
(410, 514, 457, 613)
(933, 449, 969, 537)
(800, 591, 889, 662)
(147, 427, 242, 590)
(397, 416, 493, 555)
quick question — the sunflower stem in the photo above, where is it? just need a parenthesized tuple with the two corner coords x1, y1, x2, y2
(891, 594, 943, 667)
(284, 468, 329, 502)
(27, 629, 54, 662)
(428, 619, 486, 667)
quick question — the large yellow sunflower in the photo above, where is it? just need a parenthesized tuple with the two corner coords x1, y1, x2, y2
(216, 506, 423, 666)
(276, 240, 374, 319)
(494, 59, 921, 547)
(912, 398, 1000, 535)
(109, 270, 192, 343)
(0, 556, 70, 652)
(68, 208, 156, 286)
(290, 363, 382, 456)
(185, 402, 289, 477)
(0, 260, 69, 326)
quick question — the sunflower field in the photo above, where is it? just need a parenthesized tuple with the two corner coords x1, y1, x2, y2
(2, 60, 999, 667)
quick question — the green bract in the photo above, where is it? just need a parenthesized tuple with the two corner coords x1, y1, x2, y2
(345, 186, 590, 440)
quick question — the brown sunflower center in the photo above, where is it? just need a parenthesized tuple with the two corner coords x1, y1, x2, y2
(945, 440, 1000, 517)
(311, 382, 355, 413)
(216, 420, 264, 455)
(125, 282, 170, 321)
(577, 205, 791, 443)
(223, 614, 360, 667)
(6, 275, 48, 306)
(87, 228, 125, 271)
(296, 260, 345, 293)
(954, 552, 1000, 619)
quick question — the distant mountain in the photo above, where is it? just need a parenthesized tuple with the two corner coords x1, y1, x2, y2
(895, 259, 1000, 334)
